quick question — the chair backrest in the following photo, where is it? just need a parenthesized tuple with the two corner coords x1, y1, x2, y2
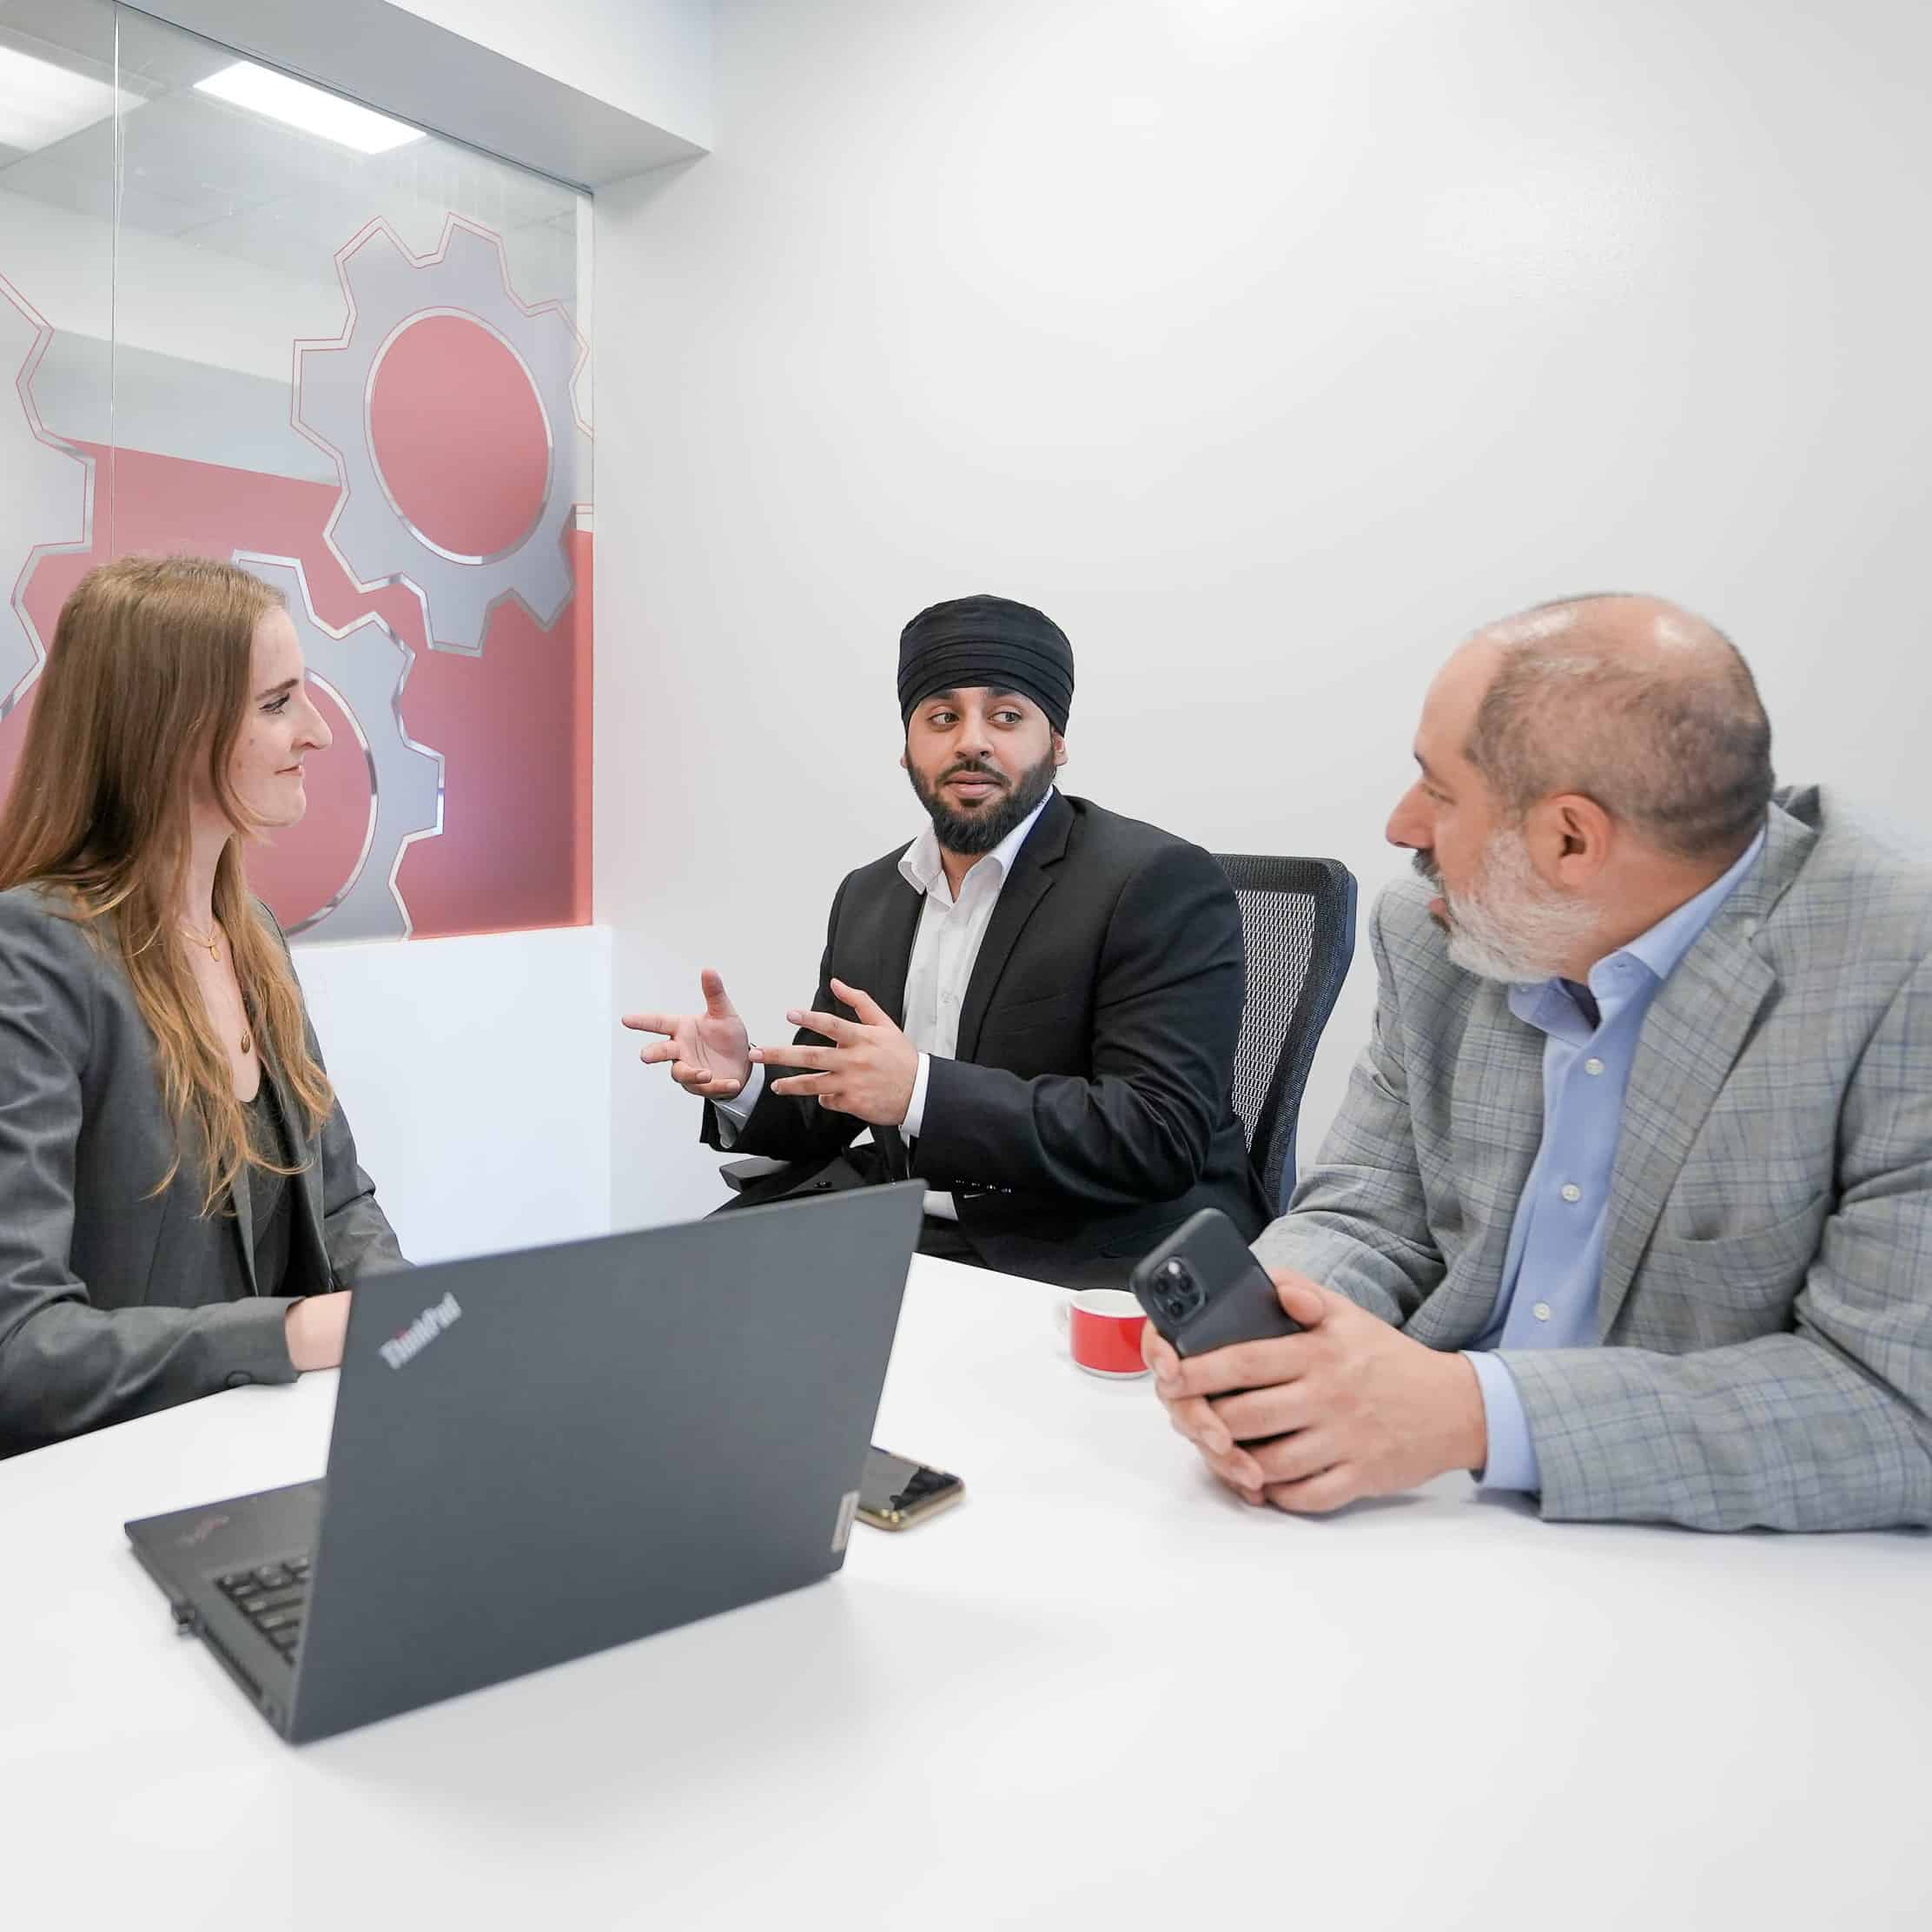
(1213, 854, 1358, 1214)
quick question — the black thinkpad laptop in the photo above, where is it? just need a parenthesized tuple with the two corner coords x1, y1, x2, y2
(126, 1185, 923, 1743)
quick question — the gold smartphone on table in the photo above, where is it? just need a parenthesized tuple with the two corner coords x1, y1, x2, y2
(857, 1446, 965, 1531)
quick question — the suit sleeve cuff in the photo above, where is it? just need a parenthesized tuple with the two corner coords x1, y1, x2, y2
(901, 1052, 931, 1138)
(710, 1064, 765, 1146)
(1464, 1350, 1541, 1493)
(225, 1297, 301, 1387)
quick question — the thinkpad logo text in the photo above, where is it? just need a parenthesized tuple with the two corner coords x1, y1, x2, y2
(379, 1292, 463, 1370)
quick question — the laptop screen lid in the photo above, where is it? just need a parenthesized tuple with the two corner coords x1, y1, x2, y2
(287, 1182, 924, 1743)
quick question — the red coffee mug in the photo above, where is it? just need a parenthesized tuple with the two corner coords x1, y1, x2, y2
(1068, 1287, 1149, 1378)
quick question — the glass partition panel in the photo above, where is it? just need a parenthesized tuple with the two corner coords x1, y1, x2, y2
(0, 0, 116, 786)
(1, 3, 592, 941)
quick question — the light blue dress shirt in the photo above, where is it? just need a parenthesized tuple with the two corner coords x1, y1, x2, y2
(1466, 829, 1767, 1492)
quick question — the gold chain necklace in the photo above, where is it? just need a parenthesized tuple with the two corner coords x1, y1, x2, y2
(181, 921, 253, 1056)
(180, 920, 222, 961)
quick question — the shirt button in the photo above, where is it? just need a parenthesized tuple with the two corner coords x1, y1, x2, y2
(1532, 1301, 1552, 1322)
(1560, 1183, 1582, 1203)
(1584, 1057, 1605, 1076)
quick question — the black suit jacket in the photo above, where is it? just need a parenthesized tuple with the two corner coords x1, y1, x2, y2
(704, 793, 1270, 1282)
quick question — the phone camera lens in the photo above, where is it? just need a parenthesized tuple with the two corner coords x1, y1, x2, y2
(1155, 1256, 1202, 1321)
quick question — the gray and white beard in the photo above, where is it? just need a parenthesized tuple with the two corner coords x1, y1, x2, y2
(1437, 828, 1601, 984)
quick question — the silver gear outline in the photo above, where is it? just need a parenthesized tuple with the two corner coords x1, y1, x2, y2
(292, 214, 591, 658)
(2, 273, 95, 717)
(235, 552, 445, 943)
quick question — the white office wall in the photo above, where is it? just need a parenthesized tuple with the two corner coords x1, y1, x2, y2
(293, 927, 614, 1262)
(593, 0, 1932, 1230)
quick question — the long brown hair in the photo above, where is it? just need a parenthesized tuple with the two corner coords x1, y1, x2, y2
(0, 554, 333, 1213)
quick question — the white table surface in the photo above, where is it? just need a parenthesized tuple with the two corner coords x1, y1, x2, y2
(2, 1254, 1927, 1930)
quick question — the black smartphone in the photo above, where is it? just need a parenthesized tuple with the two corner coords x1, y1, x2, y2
(1129, 1208, 1300, 1357)
(857, 1446, 965, 1531)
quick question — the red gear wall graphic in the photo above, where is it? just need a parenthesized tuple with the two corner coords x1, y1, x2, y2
(293, 215, 592, 658)
(1, 272, 93, 718)
(235, 552, 445, 942)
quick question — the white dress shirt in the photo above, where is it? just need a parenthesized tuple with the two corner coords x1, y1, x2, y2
(717, 791, 1056, 1219)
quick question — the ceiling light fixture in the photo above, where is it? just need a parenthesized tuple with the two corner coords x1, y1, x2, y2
(0, 43, 136, 154)
(193, 61, 425, 155)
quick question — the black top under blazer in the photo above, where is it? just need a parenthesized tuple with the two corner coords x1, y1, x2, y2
(705, 793, 1271, 1281)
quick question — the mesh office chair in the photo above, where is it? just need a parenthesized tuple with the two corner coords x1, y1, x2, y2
(1213, 854, 1358, 1214)
(727, 854, 1358, 1210)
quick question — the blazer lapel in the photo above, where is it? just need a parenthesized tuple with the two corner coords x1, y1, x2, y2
(267, 1054, 330, 1283)
(837, 868, 924, 1183)
(228, 1141, 260, 1297)
(954, 794, 1072, 1063)
(863, 874, 926, 1029)
(1596, 807, 1813, 1335)
(1409, 991, 1547, 1348)
(231, 1051, 329, 1296)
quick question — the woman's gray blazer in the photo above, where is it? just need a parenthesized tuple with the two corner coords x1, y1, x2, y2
(0, 883, 407, 1456)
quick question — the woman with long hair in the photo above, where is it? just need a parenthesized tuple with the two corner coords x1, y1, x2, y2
(0, 554, 406, 1456)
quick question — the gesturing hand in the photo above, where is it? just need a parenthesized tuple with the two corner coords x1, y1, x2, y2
(1144, 1269, 1489, 1514)
(621, 969, 752, 1100)
(751, 978, 919, 1127)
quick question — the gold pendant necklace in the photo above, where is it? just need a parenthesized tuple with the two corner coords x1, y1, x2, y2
(181, 920, 222, 962)
(181, 919, 248, 1053)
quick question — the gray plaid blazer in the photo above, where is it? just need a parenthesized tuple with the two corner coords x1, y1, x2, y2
(1255, 785, 1932, 1532)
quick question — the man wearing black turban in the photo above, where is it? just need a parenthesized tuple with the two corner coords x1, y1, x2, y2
(625, 594, 1269, 1281)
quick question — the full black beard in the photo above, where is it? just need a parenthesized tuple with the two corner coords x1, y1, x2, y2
(908, 748, 1058, 856)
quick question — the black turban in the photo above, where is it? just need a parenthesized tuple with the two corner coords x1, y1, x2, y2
(897, 594, 1074, 734)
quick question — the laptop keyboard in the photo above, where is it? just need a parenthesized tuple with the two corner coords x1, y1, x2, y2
(215, 1555, 312, 1664)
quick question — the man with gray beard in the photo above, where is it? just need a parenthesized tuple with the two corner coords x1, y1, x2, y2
(1148, 593, 1932, 1532)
